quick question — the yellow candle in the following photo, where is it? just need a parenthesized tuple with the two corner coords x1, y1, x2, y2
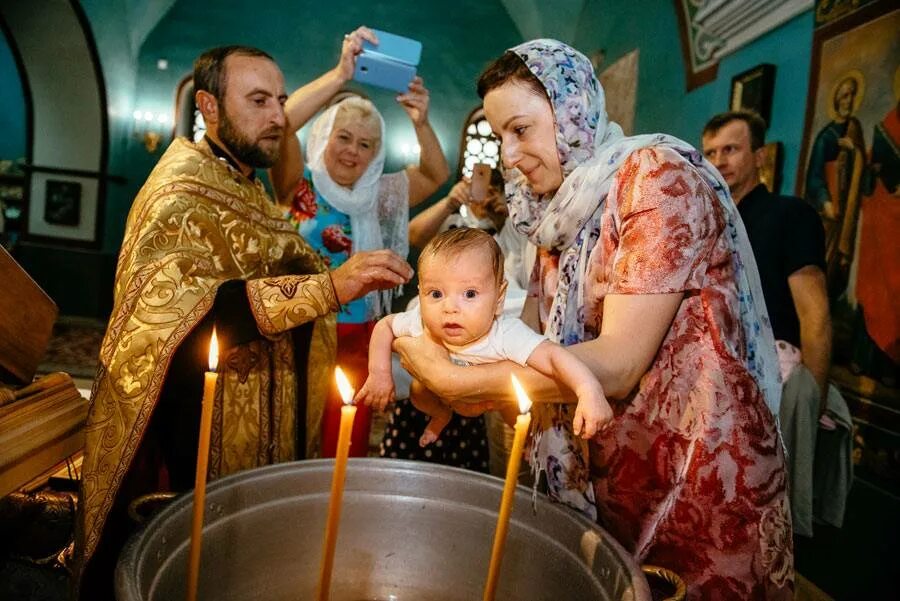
(187, 329, 218, 601)
(483, 374, 533, 601)
(316, 366, 357, 601)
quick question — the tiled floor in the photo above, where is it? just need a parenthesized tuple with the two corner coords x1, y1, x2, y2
(793, 479, 900, 599)
(795, 573, 833, 601)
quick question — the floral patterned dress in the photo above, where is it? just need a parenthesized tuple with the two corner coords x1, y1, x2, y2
(287, 167, 409, 324)
(534, 147, 793, 600)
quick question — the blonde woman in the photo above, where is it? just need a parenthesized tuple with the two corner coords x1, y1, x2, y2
(271, 26, 449, 457)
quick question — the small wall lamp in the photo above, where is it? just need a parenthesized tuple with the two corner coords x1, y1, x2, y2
(133, 110, 170, 153)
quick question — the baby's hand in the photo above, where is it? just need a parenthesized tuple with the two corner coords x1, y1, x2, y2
(354, 370, 395, 411)
(572, 384, 613, 439)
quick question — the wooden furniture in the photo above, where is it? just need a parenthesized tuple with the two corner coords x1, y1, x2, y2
(0, 245, 58, 384)
(0, 246, 87, 497)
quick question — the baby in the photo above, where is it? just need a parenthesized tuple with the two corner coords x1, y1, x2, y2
(356, 227, 612, 447)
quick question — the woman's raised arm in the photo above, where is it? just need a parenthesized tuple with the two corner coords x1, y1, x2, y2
(270, 26, 376, 202)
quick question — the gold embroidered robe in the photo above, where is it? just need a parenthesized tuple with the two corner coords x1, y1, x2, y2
(74, 138, 337, 595)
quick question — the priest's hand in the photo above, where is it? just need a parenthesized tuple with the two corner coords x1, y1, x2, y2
(330, 249, 413, 304)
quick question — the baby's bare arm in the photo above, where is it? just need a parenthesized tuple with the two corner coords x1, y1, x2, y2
(526, 341, 612, 438)
(355, 315, 397, 410)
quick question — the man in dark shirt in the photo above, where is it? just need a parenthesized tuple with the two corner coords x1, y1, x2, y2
(702, 111, 832, 412)
(703, 111, 836, 537)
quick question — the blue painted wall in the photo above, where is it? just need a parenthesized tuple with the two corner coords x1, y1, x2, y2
(574, 0, 813, 195)
(12, 1, 819, 316)
(0, 31, 26, 161)
(114, 1, 525, 235)
(79, 0, 141, 254)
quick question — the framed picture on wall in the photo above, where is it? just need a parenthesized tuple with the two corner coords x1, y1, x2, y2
(730, 64, 776, 126)
(44, 180, 81, 226)
(758, 141, 782, 195)
(25, 170, 99, 245)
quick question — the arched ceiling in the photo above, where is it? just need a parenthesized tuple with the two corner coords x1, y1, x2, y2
(118, 0, 584, 60)
(498, 0, 588, 42)
(123, 0, 177, 57)
(121, 0, 562, 171)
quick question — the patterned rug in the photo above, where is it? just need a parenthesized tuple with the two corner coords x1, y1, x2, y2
(37, 318, 105, 380)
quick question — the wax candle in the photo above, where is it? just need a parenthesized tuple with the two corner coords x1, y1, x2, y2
(316, 366, 357, 601)
(187, 328, 218, 601)
(483, 374, 533, 601)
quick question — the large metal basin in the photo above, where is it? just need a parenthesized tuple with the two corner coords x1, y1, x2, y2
(116, 459, 651, 600)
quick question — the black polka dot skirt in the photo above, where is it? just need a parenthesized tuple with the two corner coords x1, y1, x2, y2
(379, 398, 490, 473)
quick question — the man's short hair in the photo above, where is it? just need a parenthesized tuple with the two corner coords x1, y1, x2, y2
(702, 110, 767, 151)
(419, 227, 504, 287)
(193, 45, 273, 100)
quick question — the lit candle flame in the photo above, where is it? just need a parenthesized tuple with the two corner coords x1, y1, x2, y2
(334, 367, 354, 405)
(208, 328, 218, 372)
(510, 374, 532, 414)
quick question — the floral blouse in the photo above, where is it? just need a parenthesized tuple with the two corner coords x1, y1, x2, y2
(287, 167, 409, 323)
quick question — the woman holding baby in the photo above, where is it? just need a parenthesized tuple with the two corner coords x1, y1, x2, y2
(395, 40, 792, 600)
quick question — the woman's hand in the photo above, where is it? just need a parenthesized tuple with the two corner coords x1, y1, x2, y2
(336, 26, 378, 83)
(393, 335, 494, 417)
(397, 77, 430, 127)
(446, 180, 471, 212)
(392, 333, 451, 391)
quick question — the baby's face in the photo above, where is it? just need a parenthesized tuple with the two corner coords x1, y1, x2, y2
(418, 247, 506, 347)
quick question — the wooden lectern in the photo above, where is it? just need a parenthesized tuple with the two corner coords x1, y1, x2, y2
(0, 246, 88, 498)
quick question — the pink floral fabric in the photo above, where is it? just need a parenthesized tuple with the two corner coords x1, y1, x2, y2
(535, 147, 793, 600)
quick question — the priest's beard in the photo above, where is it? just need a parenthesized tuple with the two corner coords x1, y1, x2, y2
(218, 107, 282, 169)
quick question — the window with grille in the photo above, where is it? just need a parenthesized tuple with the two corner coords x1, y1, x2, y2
(174, 77, 206, 143)
(457, 106, 501, 179)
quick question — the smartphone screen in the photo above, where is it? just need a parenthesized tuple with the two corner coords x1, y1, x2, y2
(470, 163, 491, 202)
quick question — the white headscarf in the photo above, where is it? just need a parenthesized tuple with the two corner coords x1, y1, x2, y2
(306, 97, 407, 317)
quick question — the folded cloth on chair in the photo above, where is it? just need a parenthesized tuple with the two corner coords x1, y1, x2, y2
(813, 384, 853, 528)
(779, 364, 819, 536)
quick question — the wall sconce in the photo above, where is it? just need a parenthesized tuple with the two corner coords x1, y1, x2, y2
(133, 110, 170, 153)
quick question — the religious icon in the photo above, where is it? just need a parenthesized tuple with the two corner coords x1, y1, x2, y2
(798, 0, 899, 491)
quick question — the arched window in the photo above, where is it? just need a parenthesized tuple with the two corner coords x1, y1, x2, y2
(457, 106, 500, 179)
(174, 76, 206, 143)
